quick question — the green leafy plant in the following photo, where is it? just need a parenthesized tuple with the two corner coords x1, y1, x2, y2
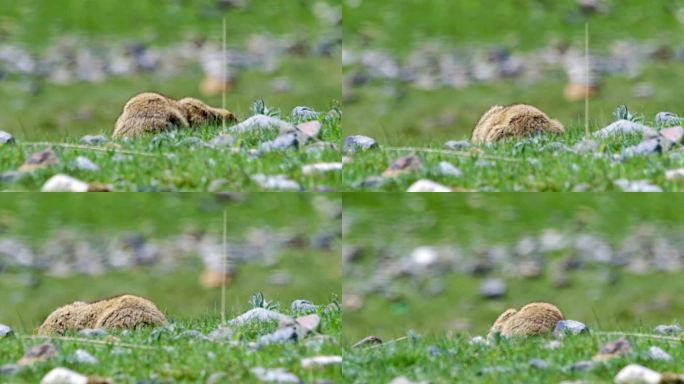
(249, 292, 279, 311)
(250, 99, 281, 118)
(613, 105, 644, 123)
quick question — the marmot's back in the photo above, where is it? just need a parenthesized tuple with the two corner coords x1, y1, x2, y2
(113, 92, 189, 138)
(488, 302, 564, 338)
(472, 104, 564, 143)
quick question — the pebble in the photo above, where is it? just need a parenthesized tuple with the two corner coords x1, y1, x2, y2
(593, 337, 633, 361)
(258, 325, 298, 344)
(665, 168, 684, 181)
(621, 138, 665, 157)
(302, 162, 342, 175)
(209, 134, 235, 149)
(469, 336, 488, 346)
(19, 342, 59, 365)
(0, 364, 21, 376)
(444, 140, 471, 150)
(260, 133, 299, 152)
(593, 120, 658, 139)
(646, 346, 673, 361)
(343, 135, 378, 153)
(41, 174, 90, 192)
(73, 349, 98, 364)
(208, 178, 229, 192)
(228, 308, 292, 326)
(40, 367, 88, 384)
(654, 324, 682, 335)
(0, 324, 13, 338)
(250, 367, 300, 383)
(479, 278, 506, 299)
(251, 174, 301, 191)
(20, 148, 60, 172)
(553, 320, 589, 336)
(407, 179, 451, 192)
(207, 327, 234, 342)
(77, 328, 106, 338)
(572, 139, 599, 153)
(438, 161, 463, 177)
(73, 156, 100, 172)
(291, 300, 318, 313)
(655, 112, 683, 126)
(565, 360, 596, 373)
(0, 130, 15, 144)
(614, 179, 663, 192)
(301, 355, 342, 368)
(614, 364, 662, 384)
(206, 372, 228, 384)
(528, 358, 550, 369)
(384, 155, 422, 177)
(0, 171, 23, 183)
(80, 135, 108, 145)
(291, 106, 320, 122)
(543, 340, 564, 350)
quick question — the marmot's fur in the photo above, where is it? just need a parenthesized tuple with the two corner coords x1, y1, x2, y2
(488, 302, 564, 338)
(36, 295, 167, 335)
(471, 104, 565, 143)
(113, 93, 237, 138)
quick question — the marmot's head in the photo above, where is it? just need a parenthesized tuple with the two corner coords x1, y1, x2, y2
(177, 98, 237, 126)
(35, 301, 88, 335)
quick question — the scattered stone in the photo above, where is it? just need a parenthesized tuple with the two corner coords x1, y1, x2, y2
(291, 300, 317, 313)
(621, 138, 666, 157)
(260, 133, 299, 152)
(0, 171, 23, 183)
(655, 112, 683, 127)
(19, 342, 59, 365)
(206, 372, 228, 384)
(250, 367, 300, 383)
(251, 174, 301, 191)
(41, 174, 90, 192)
(665, 168, 684, 181)
(593, 120, 657, 139)
(0, 364, 21, 376)
(543, 340, 564, 350)
(291, 106, 319, 122)
(572, 139, 599, 153)
(384, 155, 422, 177)
(437, 161, 463, 177)
(0, 130, 15, 144)
(357, 176, 387, 189)
(296, 314, 321, 333)
(407, 179, 450, 192)
(0, 324, 13, 338)
(528, 358, 550, 369)
(77, 328, 106, 338)
(388, 377, 428, 384)
(444, 140, 471, 150)
(208, 178, 229, 192)
(258, 326, 298, 344)
(654, 324, 682, 335)
(175, 330, 209, 341)
(73, 156, 100, 172)
(228, 308, 292, 326)
(352, 335, 382, 348)
(343, 135, 378, 153)
(553, 320, 589, 336)
(565, 360, 596, 373)
(296, 120, 322, 139)
(73, 349, 98, 364)
(660, 126, 684, 143)
(480, 278, 506, 299)
(301, 355, 342, 368)
(209, 134, 235, 149)
(40, 367, 88, 384)
(231, 115, 294, 133)
(614, 179, 663, 192)
(80, 135, 108, 145)
(469, 336, 488, 346)
(207, 326, 234, 342)
(302, 162, 342, 175)
(615, 364, 662, 384)
(593, 337, 633, 362)
(646, 346, 673, 361)
(20, 148, 59, 172)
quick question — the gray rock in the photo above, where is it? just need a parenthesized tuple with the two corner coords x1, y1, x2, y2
(291, 106, 319, 122)
(614, 179, 663, 192)
(621, 138, 665, 157)
(258, 325, 298, 345)
(528, 358, 550, 369)
(646, 346, 672, 361)
(251, 174, 301, 191)
(77, 328, 106, 338)
(207, 179, 229, 192)
(0, 324, 13, 337)
(357, 176, 386, 189)
(73, 156, 99, 172)
(444, 140, 471, 150)
(209, 134, 235, 149)
(438, 161, 463, 177)
(573, 139, 599, 153)
(655, 112, 683, 126)
(207, 326, 234, 342)
(660, 126, 684, 143)
(594, 120, 657, 139)
(479, 278, 506, 299)
(0, 171, 23, 183)
(177, 137, 209, 148)
(0, 364, 21, 376)
(231, 115, 294, 134)
(291, 300, 317, 313)
(250, 367, 300, 383)
(0, 130, 15, 144)
(260, 133, 298, 152)
(654, 324, 682, 335)
(228, 308, 292, 326)
(80, 135, 107, 145)
(73, 349, 98, 364)
(344, 135, 378, 153)
(553, 320, 589, 336)
(175, 330, 209, 340)
(565, 360, 596, 373)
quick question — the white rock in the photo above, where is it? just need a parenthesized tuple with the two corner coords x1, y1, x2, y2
(410, 246, 438, 267)
(646, 346, 673, 361)
(666, 168, 684, 181)
(614, 364, 661, 384)
(41, 174, 89, 192)
(250, 367, 299, 383)
(614, 179, 663, 192)
(40, 368, 88, 384)
(302, 162, 342, 175)
(228, 308, 292, 326)
(252, 174, 301, 191)
(73, 349, 98, 364)
(407, 179, 450, 192)
(593, 120, 658, 139)
(438, 161, 463, 177)
(301, 355, 342, 368)
(0, 323, 13, 337)
(73, 156, 99, 172)
(231, 115, 294, 133)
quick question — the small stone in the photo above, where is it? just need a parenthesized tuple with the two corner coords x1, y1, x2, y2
(77, 328, 106, 338)
(73, 156, 99, 172)
(296, 314, 321, 333)
(594, 120, 658, 139)
(438, 161, 463, 177)
(543, 340, 564, 350)
(0, 364, 21, 376)
(296, 120, 322, 139)
(528, 358, 550, 369)
(250, 367, 299, 383)
(80, 135, 108, 145)
(565, 360, 596, 373)
(40, 367, 88, 384)
(357, 176, 386, 189)
(654, 324, 682, 335)
(291, 300, 317, 313)
(407, 179, 450, 192)
(615, 364, 662, 384)
(19, 342, 59, 365)
(573, 140, 599, 153)
(444, 140, 471, 150)
(208, 179, 229, 192)
(291, 106, 320, 122)
(41, 174, 90, 192)
(207, 372, 228, 384)
(646, 346, 673, 361)
(384, 155, 422, 177)
(352, 335, 382, 348)
(615, 179, 663, 192)
(553, 320, 589, 336)
(259, 325, 298, 345)
(621, 138, 664, 157)
(343, 135, 378, 153)
(0, 324, 13, 337)
(207, 327, 234, 342)
(20, 148, 59, 172)
(228, 308, 292, 326)
(252, 174, 301, 191)
(209, 134, 235, 149)
(469, 336, 488, 346)
(660, 126, 684, 143)
(655, 112, 683, 127)
(480, 278, 506, 299)
(231, 115, 294, 133)
(0, 130, 15, 144)
(260, 133, 298, 152)
(302, 162, 342, 175)
(0, 171, 23, 183)
(73, 349, 98, 364)
(593, 337, 633, 362)
(301, 355, 342, 368)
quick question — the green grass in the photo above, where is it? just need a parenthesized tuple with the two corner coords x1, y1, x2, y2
(0, 303, 341, 383)
(343, 330, 684, 383)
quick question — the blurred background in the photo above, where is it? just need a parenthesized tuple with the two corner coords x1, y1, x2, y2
(343, 0, 684, 144)
(0, 193, 341, 333)
(0, 0, 341, 140)
(343, 194, 684, 343)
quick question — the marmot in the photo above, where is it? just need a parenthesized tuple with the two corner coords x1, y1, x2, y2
(36, 295, 167, 335)
(113, 92, 237, 138)
(471, 104, 565, 143)
(488, 302, 564, 338)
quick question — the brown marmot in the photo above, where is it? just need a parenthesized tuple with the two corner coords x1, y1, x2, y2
(112, 92, 237, 138)
(36, 295, 167, 335)
(488, 302, 564, 338)
(471, 104, 565, 143)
